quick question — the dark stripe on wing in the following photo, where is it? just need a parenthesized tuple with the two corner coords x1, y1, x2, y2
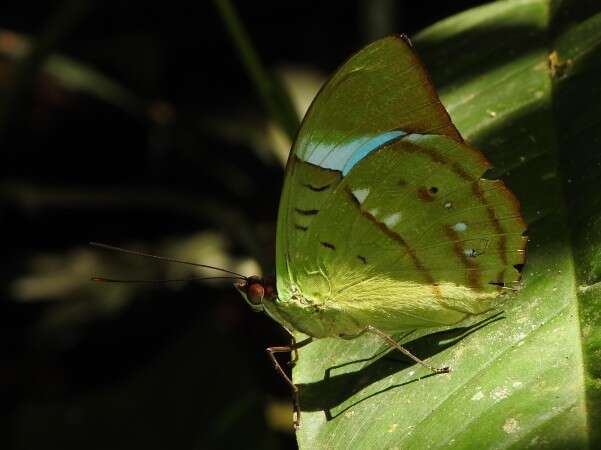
(302, 183, 332, 192)
(444, 225, 482, 289)
(295, 208, 319, 215)
(398, 140, 508, 270)
(471, 183, 506, 265)
(345, 187, 441, 297)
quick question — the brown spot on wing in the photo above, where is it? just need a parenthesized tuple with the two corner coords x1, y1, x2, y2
(417, 186, 436, 202)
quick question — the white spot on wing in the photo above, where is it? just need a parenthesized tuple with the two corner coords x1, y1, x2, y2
(405, 134, 430, 143)
(383, 212, 401, 228)
(453, 222, 468, 232)
(368, 208, 379, 217)
(352, 188, 370, 204)
(444, 202, 452, 208)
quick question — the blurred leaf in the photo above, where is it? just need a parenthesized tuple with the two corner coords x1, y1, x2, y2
(45, 54, 144, 114)
(202, 66, 325, 167)
(0, 0, 93, 128)
(213, 0, 300, 141)
(0, 29, 144, 116)
(295, 1, 601, 448)
(10, 232, 259, 339)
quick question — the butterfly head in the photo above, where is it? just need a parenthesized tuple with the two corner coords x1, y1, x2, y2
(234, 275, 277, 312)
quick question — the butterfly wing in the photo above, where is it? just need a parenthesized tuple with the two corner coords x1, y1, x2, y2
(273, 36, 526, 336)
(276, 35, 460, 294)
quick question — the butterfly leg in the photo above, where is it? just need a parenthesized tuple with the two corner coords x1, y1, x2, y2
(289, 335, 299, 366)
(284, 330, 300, 366)
(266, 337, 313, 428)
(365, 325, 450, 374)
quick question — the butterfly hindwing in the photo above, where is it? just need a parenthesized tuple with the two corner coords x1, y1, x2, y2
(297, 134, 526, 330)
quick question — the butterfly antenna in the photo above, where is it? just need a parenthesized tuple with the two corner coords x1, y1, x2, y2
(91, 275, 244, 283)
(89, 242, 248, 280)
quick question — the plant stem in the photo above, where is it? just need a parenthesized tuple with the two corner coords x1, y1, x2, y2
(213, 0, 300, 141)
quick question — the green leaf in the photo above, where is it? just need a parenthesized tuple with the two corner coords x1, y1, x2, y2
(294, 1, 601, 448)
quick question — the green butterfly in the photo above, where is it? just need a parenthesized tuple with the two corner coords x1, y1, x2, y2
(235, 35, 526, 427)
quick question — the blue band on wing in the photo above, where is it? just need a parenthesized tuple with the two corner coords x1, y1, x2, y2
(303, 130, 407, 175)
(341, 130, 406, 175)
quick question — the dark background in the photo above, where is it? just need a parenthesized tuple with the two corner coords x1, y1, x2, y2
(0, 1, 487, 449)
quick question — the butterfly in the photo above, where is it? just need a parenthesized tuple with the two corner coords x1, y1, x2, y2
(235, 34, 526, 428)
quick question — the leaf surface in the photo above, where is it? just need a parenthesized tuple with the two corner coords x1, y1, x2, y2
(294, 1, 601, 448)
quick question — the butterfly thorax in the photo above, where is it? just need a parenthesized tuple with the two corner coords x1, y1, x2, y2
(264, 282, 369, 339)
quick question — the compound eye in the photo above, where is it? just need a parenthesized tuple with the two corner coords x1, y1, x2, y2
(247, 283, 264, 305)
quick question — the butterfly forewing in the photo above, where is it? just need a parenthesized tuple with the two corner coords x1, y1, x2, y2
(276, 36, 462, 296)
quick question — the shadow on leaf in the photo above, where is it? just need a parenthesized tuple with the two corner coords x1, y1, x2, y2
(298, 312, 504, 420)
